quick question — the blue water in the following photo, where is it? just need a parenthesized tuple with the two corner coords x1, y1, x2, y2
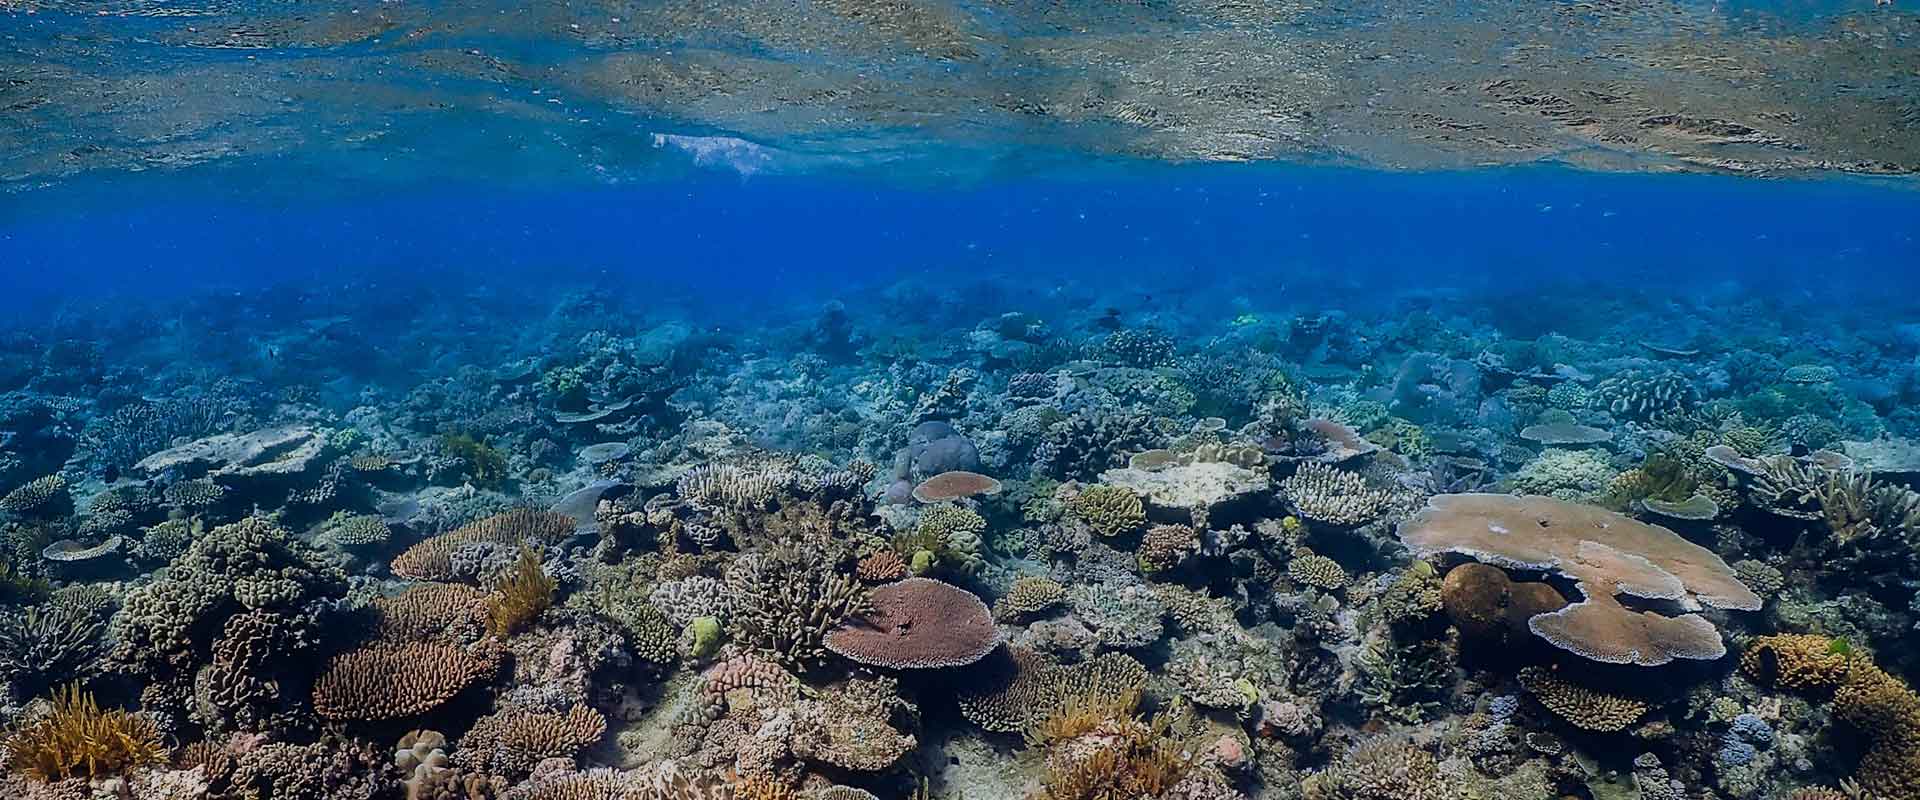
(6, 160, 1917, 324)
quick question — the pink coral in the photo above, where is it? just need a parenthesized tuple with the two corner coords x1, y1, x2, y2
(1399, 493, 1760, 666)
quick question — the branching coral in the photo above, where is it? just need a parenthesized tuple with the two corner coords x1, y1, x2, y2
(1281, 463, 1392, 527)
(457, 704, 607, 777)
(0, 600, 106, 697)
(2, 683, 164, 780)
(724, 545, 871, 668)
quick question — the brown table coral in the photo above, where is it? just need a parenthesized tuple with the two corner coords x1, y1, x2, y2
(1399, 493, 1760, 666)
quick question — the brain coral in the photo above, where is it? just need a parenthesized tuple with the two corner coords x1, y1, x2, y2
(1399, 494, 1760, 666)
(390, 508, 576, 582)
(311, 641, 498, 721)
(824, 577, 1001, 669)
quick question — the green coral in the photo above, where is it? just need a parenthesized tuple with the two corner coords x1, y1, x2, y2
(540, 364, 592, 410)
(905, 504, 987, 574)
(1066, 485, 1146, 537)
(441, 433, 508, 488)
(686, 615, 722, 658)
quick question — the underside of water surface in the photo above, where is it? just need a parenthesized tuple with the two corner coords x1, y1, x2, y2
(3, 2, 1920, 800)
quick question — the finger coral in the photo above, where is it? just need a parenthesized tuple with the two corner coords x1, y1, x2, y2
(1280, 463, 1392, 527)
(725, 546, 871, 668)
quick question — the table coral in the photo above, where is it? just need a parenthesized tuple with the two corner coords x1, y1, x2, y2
(1399, 493, 1759, 666)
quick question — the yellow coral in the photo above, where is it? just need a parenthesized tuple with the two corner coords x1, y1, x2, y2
(1066, 485, 1145, 537)
(1741, 634, 1854, 691)
(486, 547, 556, 638)
(3, 683, 165, 780)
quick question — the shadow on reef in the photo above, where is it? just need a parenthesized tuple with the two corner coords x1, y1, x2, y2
(3, 276, 1920, 799)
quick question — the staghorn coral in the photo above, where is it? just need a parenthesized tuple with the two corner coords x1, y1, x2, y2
(650, 576, 732, 628)
(456, 704, 607, 777)
(677, 464, 787, 515)
(1065, 485, 1146, 538)
(1515, 667, 1647, 733)
(1506, 449, 1616, 503)
(1303, 738, 1446, 800)
(310, 641, 498, 721)
(213, 734, 392, 800)
(2, 683, 164, 780)
(486, 547, 558, 639)
(1750, 458, 1920, 543)
(1595, 370, 1698, 419)
(391, 508, 577, 583)
(1399, 494, 1760, 666)
(825, 577, 1000, 669)
(725, 546, 871, 668)
(1281, 463, 1392, 527)
(853, 549, 909, 583)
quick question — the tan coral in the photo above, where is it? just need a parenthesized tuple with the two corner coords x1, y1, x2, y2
(1516, 667, 1648, 733)
(456, 704, 606, 777)
(373, 583, 491, 644)
(1286, 552, 1348, 591)
(995, 576, 1067, 621)
(1398, 493, 1759, 666)
(390, 509, 577, 582)
(311, 641, 498, 721)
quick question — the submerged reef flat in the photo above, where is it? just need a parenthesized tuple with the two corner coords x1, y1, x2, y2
(7, 279, 1920, 800)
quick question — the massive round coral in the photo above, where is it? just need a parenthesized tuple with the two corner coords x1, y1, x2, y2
(825, 577, 1002, 669)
